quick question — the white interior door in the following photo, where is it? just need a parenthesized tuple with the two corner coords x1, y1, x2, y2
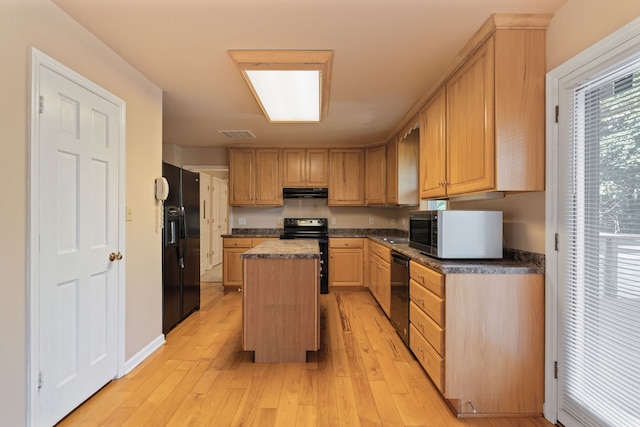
(199, 173, 211, 271)
(210, 178, 228, 267)
(36, 62, 122, 426)
(210, 178, 222, 266)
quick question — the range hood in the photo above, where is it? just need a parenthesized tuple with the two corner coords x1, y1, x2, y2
(283, 187, 328, 198)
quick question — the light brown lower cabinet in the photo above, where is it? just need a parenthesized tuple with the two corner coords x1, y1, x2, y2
(328, 238, 364, 287)
(409, 260, 544, 416)
(367, 240, 391, 316)
(222, 237, 277, 289)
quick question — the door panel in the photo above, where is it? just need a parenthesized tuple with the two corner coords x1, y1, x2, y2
(39, 65, 120, 426)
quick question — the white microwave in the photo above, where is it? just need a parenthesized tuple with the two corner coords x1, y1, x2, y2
(409, 210, 503, 259)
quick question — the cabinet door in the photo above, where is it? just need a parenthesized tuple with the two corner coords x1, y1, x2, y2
(386, 139, 398, 204)
(282, 148, 306, 187)
(329, 149, 365, 206)
(255, 149, 282, 205)
(365, 145, 386, 205)
(229, 149, 254, 205)
(223, 247, 247, 286)
(378, 260, 390, 316)
(329, 248, 363, 286)
(306, 149, 329, 187)
(420, 88, 447, 199)
(446, 38, 495, 195)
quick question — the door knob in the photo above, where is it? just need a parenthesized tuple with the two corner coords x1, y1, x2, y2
(109, 252, 123, 262)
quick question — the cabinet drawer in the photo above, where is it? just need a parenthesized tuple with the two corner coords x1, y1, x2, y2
(368, 240, 391, 263)
(223, 237, 252, 248)
(410, 324, 444, 392)
(410, 261, 444, 297)
(410, 280, 444, 326)
(329, 238, 364, 248)
(410, 301, 444, 356)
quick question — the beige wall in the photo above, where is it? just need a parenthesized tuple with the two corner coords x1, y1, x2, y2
(2, 0, 639, 424)
(0, 0, 163, 424)
(547, 0, 640, 70)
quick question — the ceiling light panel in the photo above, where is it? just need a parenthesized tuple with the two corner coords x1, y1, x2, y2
(228, 50, 333, 123)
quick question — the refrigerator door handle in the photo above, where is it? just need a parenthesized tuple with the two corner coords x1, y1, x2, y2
(181, 206, 187, 238)
(177, 240, 185, 269)
(178, 206, 187, 268)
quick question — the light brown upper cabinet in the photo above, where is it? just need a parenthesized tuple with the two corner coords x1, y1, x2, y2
(229, 148, 283, 206)
(420, 88, 447, 199)
(389, 124, 420, 205)
(415, 16, 548, 199)
(329, 148, 365, 206)
(281, 148, 329, 187)
(365, 145, 386, 205)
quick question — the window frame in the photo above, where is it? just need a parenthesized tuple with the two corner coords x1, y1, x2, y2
(545, 15, 640, 424)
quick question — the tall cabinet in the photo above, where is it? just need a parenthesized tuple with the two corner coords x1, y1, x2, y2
(328, 149, 365, 206)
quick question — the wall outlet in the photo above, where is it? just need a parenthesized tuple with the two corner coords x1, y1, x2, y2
(278, 217, 283, 225)
(369, 217, 374, 225)
(391, 218, 396, 225)
(401, 218, 406, 225)
(238, 217, 246, 225)
(331, 217, 336, 225)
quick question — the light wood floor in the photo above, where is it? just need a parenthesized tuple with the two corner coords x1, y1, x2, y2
(58, 282, 553, 427)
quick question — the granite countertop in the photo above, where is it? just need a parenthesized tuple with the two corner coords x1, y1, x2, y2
(226, 228, 544, 274)
(240, 239, 320, 259)
(223, 228, 282, 238)
(367, 236, 544, 274)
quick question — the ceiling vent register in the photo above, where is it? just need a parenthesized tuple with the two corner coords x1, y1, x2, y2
(218, 130, 256, 139)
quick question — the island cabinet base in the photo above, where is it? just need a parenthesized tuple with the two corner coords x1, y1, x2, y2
(242, 258, 320, 363)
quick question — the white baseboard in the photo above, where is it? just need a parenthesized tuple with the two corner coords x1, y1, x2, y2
(121, 334, 165, 377)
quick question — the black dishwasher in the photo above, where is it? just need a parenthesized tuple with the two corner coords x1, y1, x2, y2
(390, 251, 410, 348)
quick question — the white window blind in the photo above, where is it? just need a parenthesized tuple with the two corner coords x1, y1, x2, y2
(559, 55, 640, 427)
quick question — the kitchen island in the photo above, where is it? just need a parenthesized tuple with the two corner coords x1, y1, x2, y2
(240, 239, 320, 363)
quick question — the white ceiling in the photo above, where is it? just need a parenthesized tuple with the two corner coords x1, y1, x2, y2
(52, 0, 566, 148)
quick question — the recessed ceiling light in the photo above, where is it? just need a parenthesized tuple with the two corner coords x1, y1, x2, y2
(228, 50, 333, 123)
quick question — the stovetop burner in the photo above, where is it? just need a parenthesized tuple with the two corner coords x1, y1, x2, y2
(279, 218, 329, 294)
(281, 217, 328, 238)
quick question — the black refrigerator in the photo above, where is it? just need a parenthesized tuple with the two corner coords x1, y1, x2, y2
(162, 162, 200, 334)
